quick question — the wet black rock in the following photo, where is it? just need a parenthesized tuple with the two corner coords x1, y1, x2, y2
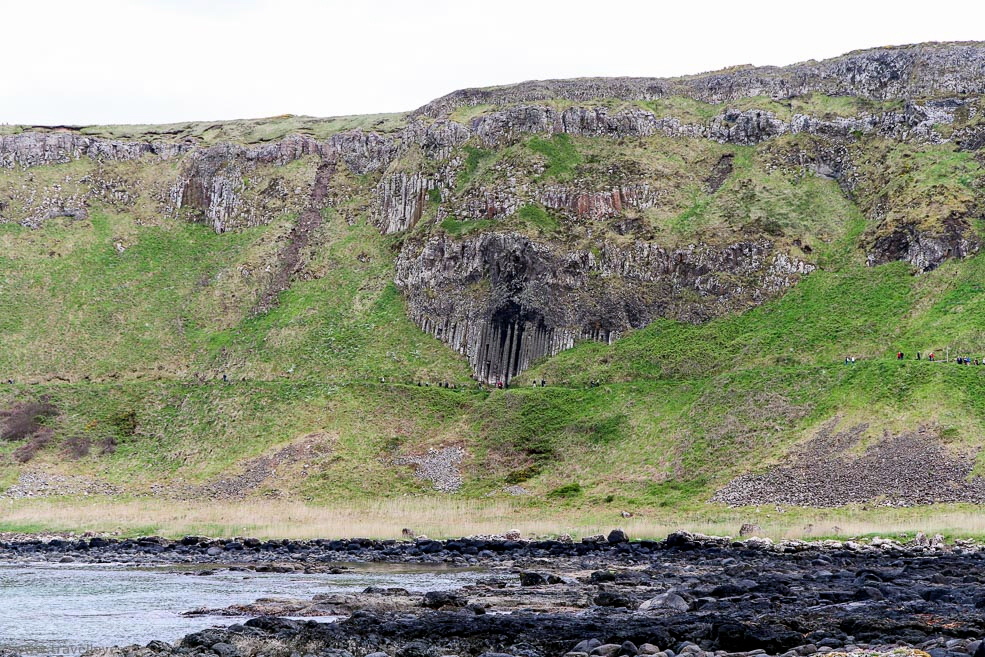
(519, 571, 547, 586)
(422, 590, 467, 609)
(9, 531, 985, 657)
(593, 591, 635, 608)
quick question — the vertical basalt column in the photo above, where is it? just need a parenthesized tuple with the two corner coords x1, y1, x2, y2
(443, 307, 599, 384)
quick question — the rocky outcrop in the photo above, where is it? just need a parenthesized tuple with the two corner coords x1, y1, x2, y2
(172, 143, 249, 233)
(467, 101, 963, 147)
(470, 106, 700, 146)
(170, 136, 330, 232)
(374, 173, 437, 235)
(415, 41, 985, 116)
(0, 131, 396, 233)
(0, 132, 187, 169)
(536, 184, 660, 220)
(166, 131, 398, 233)
(396, 233, 813, 383)
(867, 218, 981, 272)
(327, 131, 399, 174)
(404, 119, 471, 159)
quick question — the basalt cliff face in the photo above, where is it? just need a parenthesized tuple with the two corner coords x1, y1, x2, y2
(394, 234, 812, 383)
(2, 42, 984, 382)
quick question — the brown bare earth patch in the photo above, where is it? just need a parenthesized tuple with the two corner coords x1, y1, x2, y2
(714, 420, 985, 507)
(166, 432, 336, 500)
(1, 399, 58, 442)
(2, 433, 336, 500)
(252, 160, 335, 315)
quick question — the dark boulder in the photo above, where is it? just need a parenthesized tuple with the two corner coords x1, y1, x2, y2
(593, 591, 634, 608)
(607, 530, 629, 544)
(423, 591, 467, 609)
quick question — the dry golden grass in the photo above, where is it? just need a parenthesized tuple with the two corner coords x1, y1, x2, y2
(4, 497, 985, 541)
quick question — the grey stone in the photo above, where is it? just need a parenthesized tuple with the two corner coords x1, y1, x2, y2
(211, 643, 237, 657)
(639, 592, 689, 612)
(589, 645, 622, 657)
(573, 640, 602, 653)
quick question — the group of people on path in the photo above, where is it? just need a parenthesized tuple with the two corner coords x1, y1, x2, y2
(893, 351, 982, 364)
(843, 351, 985, 365)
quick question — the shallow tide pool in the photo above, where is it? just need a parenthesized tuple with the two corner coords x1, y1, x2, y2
(0, 562, 486, 656)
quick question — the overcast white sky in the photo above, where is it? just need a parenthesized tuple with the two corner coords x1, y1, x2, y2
(3, 0, 984, 126)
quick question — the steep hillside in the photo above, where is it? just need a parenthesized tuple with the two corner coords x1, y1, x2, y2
(2, 41, 985, 529)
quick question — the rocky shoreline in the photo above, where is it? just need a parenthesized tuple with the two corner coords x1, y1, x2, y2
(3, 531, 985, 657)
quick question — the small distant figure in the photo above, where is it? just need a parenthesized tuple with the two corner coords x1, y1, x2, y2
(851, 356, 856, 363)
(929, 352, 935, 362)
(496, 380, 503, 389)
(845, 356, 851, 364)
(222, 373, 228, 383)
(540, 379, 546, 387)
(897, 351, 904, 360)
(917, 352, 921, 360)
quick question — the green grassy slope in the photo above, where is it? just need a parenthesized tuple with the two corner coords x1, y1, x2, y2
(2, 109, 985, 517)
(4, 225, 985, 510)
